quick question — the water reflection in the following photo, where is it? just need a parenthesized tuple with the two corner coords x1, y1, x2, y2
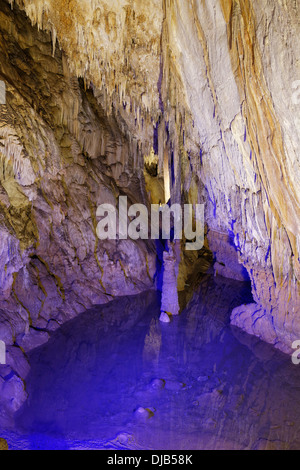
(9, 275, 300, 450)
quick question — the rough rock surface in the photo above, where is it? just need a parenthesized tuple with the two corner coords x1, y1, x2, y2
(162, 0, 300, 355)
(0, 0, 299, 415)
(160, 241, 180, 317)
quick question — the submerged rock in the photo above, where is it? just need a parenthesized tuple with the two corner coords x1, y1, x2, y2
(164, 380, 187, 392)
(159, 312, 171, 323)
(134, 407, 155, 421)
(150, 379, 166, 390)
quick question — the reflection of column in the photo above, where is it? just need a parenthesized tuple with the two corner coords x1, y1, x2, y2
(160, 240, 180, 322)
(143, 318, 162, 365)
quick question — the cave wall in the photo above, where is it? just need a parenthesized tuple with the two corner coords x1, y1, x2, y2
(0, 0, 299, 416)
(165, 0, 300, 354)
(0, 0, 159, 418)
(158, 0, 300, 353)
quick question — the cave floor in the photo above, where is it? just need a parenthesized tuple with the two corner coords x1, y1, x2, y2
(1, 275, 300, 450)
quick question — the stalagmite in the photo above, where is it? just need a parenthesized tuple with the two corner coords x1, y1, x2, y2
(159, 240, 180, 321)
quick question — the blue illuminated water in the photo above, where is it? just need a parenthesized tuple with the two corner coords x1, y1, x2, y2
(2, 275, 300, 450)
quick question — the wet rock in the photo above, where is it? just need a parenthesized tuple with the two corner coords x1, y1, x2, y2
(197, 375, 209, 383)
(6, 347, 30, 379)
(231, 303, 280, 349)
(113, 433, 137, 448)
(0, 375, 27, 413)
(16, 330, 50, 354)
(160, 242, 180, 317)
(159, 312, 171, 323)
(134, 407, 155, 421)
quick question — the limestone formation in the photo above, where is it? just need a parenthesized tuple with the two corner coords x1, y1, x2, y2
(159, 312, 171, 324)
